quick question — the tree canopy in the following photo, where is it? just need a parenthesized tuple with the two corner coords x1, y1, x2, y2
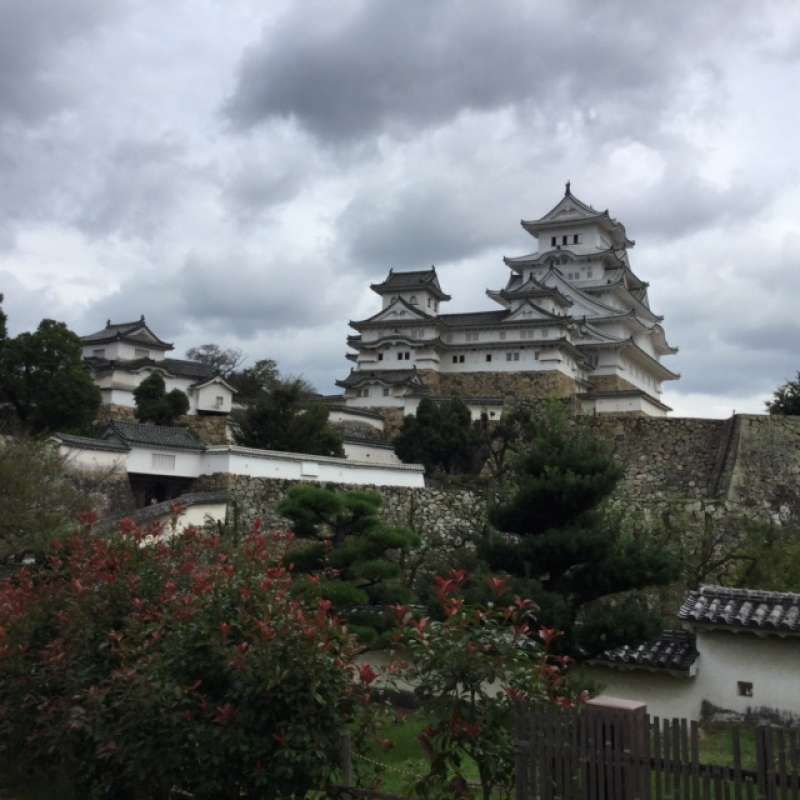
(235, 379, 343, 457)
(0, 293, 6, 341)
(0, 318, 100, 434)
(393, 396, 481, 475)
(227, 358, 280, 404)
(185, 343, 243, 377)
(480, 404, 676, 657)
(278, 485, 419, 644)
(766, 372, 800, 415)
(133, 372, 190, 425)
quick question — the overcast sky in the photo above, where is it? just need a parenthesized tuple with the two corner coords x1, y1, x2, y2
(2, 0, 799, 417)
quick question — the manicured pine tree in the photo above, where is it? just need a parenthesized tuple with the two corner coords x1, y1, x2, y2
(766, 371, 800, 415)
(480, 403, 676, 656)
(278, 485, 419, 645)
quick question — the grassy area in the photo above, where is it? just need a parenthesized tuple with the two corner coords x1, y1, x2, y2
(699, 726, 758, 769)
(358, 712, 481, 795)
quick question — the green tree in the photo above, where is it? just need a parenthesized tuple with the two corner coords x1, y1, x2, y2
(235, 379, 343, 456)
(278, 485, 419, 644)
(133, 372, 190, 425)
(480, 404, 676, 657)
(767, 372, 800, 415)
(0, 436, 94, 563)
(394, 396, 481, 475)
(185, 343, 243, 377)
(0, 319, 101, 434)
(228, 358, 280, 404)
(0, 292, 6, 340)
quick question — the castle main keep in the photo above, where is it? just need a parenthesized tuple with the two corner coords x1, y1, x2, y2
(336, 185, 679, 420)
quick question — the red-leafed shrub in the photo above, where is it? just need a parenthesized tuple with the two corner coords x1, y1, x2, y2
(391, 571, 583, 800)
(0, 520, 370, 799)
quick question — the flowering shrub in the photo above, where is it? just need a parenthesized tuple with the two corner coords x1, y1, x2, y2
(392, 571, 579, 800)
(0, 518, 372, 799)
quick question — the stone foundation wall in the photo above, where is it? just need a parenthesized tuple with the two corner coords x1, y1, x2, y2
(96, 404, 137, 424)
(588, 374, 640, 393)
(436, 370, 578, 400)
(178, 414, 230, 445)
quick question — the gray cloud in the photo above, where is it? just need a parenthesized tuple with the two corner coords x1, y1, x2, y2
(225, 1, 751, 144)
(0, 0, 121, 124)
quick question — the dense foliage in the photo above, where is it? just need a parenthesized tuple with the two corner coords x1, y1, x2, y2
(0, 293, 6, 341)
(0, 519, 373, 799)
(279, 485, 419, 644)
(0, 318, 100, 434)
(480, 403, 676, 656)
(133, 372, 190, 424)
(766, 371, 800, 415)
(235, 379, 344, 456)
(394, 397, 481, 475)
(0, 437, 94, 563)
(393, 571, 580, 800)
(185, 343, 281, 404)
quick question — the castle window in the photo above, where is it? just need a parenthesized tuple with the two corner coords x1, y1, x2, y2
(92, 348, 105, 357)
(458, 355, 465, 363)
(485, 354, 492, 362)
(409, 295, 417, 305)
(427, 298, 432, 308)
(466, 331, 479, 342)
(499, 331, 506, 341)
(452, 356, 458, 364)
(397, 352, 403, 361)
(378, 353, 383, 361)
(551, 236, 557, 247)
(573, 234, 580, 244)
(383, 387, 390, 397)
(738, 681, 753, 698)
(506, 352, 520, 362)
(151, 453, 176, 471)
(562, 235, 568, 246)
(403, 352, 411, 360)
(215, 396, 224, 409)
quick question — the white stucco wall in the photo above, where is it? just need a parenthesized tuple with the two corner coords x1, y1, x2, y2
(581, 631, 800, 722)
(580, 666, 700, 721)
(195, 382, 233, 414)
(328, 409, 385, 431)
(126, 446, 205, 478)
(203, 446, 424, 487)
(342, 441, 402, 465)
(59, 445, 129, 472)
(151, 502, 228, 535)
(693, 631, 800, 717)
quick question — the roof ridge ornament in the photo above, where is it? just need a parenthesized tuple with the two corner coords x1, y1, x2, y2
(565, 180, 571, 196)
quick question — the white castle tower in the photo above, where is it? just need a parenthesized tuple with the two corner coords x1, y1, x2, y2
(336, 184, 679, 421)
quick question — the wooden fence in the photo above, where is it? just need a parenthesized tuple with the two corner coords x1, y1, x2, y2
(515, 704, 800, 800)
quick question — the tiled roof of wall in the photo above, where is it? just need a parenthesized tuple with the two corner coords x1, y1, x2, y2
(587, 630, 698, 676)
(678, 585, 800, 636)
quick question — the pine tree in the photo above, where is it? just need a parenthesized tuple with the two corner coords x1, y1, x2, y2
(133, 373, 189, 425)
(235, 379, 343, 457)
(393, 396, 480, 475)
(480, 404, 676, 656)
(278, 485, 419, 645)
(766, 372, 800, 415)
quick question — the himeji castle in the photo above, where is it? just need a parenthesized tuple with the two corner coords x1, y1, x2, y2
(336, 185, 679, 422)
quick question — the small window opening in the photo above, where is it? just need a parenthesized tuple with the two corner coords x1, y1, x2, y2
(562, 235, 568, 245)
(551, 236, 557, 247)
(377, 353, 383, 361)
(486, 353, 492, 362)
(738, 682, 753, 698)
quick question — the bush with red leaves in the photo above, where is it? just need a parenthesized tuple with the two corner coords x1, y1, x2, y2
(0, 519, 371, 799)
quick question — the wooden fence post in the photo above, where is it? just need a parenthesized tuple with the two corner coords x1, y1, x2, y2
(585, 695, 649, 800)
(340, 730, 354, 787)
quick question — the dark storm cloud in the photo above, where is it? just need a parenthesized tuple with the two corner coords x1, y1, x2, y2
(225, 0, 750, 143)
(0, 0, 121, 123)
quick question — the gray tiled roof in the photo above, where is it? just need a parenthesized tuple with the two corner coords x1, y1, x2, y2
(81, 317, 173, 349)
(53, 432, 130, 452)
(588, 630, 698, 675)
(336, 369, 430, 390)
(438, 310, 509, 326)
(88, 357, 214, 381)
(371, 268, 451, 300)
(678, 585, 800, 636)
(104, 421, 206, 451)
